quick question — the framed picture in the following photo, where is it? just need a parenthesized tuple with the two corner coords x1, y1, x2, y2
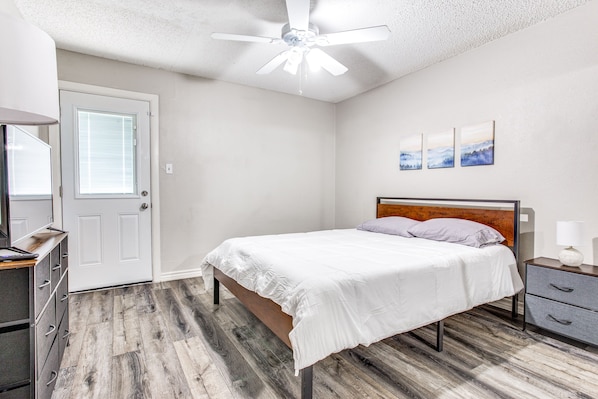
(460, 121, 495, 166)
(399, 134, 423, 170)
(427, 129, 455, 169)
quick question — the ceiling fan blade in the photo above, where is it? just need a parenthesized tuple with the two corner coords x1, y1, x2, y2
(306, 48, 348, 76)
(211, 32, 280, 44)
(256, 51, 290, 74)
(316, 25, 390, 46)
(286, 0, 310, 31)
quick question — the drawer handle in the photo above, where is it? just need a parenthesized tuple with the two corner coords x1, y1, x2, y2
(46, 370, 58, 386)
(45, 324, 57, 336)
(62, 253, 69, 258)
(52, 264, 61, 271)
(62, 330, 71, 339)
(549, 283, 574, 293)
(39, 279, 51, 289)
(547, 314, 572, 326)
(61, 294, 69, 302)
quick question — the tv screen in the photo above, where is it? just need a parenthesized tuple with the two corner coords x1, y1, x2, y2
(5, 125, 53, 245)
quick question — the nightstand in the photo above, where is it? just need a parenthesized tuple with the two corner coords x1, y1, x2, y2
(524, 257, 598, 346)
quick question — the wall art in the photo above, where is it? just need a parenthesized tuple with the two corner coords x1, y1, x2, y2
(399, 134, 423, 170)
(427, 129, 455, 169)
(460, 121, 495, 166)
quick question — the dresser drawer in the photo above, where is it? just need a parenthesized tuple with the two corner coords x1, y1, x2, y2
(37, 338, 59, 399)
(525, 294, 598, 346)
(0, 327, 30, 387)
(50, 246, 62, 292)
(61, 240, 69, 276)
(56, 273, 69, 322)
(34, 256, 52, 319)
(58, 307, 70, 362)
(36, 296, 57, 377)
(0, 384, 31, 399)
(0, 267, 30, 324)
(526, 264, 598, 311)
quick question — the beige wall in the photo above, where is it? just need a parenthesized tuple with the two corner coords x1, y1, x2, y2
(57, 50, 336, 278)
(335, 1, 598, 265)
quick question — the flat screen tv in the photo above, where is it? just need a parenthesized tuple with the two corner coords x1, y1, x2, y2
(0, 124, 53, 247)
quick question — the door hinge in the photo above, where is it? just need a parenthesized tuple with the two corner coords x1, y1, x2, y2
(59, 186, 63, 197)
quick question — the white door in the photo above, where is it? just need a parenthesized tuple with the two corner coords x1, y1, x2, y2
(60, 91, 152, 291)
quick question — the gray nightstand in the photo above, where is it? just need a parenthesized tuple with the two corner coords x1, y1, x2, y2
(524, 257, 598, 346)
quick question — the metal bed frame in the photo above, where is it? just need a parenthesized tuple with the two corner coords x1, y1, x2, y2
(212, 197, 521, 399)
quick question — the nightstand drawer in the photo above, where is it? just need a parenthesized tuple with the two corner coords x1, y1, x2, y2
(526, 265, 598, 311)
(525, 294, 598, 346)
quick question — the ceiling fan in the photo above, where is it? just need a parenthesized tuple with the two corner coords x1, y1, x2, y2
(211, 0, 390, 76)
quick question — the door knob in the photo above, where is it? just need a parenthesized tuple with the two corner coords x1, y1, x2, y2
(141, 190, 148, 197)
(140, 203, 149, 210)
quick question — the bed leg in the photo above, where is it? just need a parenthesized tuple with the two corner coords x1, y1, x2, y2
(213, 277, 220, 305)
(300, 366, 313, 399)
(511, 294, 518, 320)
(436, 320, 444, 352)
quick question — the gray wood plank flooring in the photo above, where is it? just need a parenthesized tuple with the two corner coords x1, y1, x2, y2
(52, 278, 598, 399)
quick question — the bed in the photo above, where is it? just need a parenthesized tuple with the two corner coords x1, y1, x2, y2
(200, 198, 524, 399)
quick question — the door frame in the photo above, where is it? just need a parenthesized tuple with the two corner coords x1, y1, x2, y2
(50, 81, 161, 283)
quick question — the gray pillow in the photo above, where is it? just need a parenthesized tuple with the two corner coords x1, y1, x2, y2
(407, 218, 506, 248)
(357, 217, 421, 238)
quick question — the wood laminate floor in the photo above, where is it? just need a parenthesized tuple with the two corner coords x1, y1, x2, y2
(52, 277, 598, 399)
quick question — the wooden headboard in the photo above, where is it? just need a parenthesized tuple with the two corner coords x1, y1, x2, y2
(376, 197, 520, 258)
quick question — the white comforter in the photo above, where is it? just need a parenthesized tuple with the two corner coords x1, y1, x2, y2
(200, 229, 524, 373)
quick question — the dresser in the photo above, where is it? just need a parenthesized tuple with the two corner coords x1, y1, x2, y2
(0, 230, 69, 399)
(524, 257, 598, 346)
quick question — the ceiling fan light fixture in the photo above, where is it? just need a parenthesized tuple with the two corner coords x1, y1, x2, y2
(305, 49, 322, 72)
(283, 59, 300, 75)
(283, 47, 304, 75)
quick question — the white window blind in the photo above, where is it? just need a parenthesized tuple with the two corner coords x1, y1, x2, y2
(77, 110, 136, 195)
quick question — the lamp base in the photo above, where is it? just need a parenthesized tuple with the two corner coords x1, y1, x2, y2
(559, 247, 583, 267)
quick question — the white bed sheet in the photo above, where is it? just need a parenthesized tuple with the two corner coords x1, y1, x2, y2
(200, 229, 524, 373)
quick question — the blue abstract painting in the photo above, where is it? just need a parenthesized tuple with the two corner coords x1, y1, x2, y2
(460, 121, 495, 167)
(427, 129, 455, 169)
(400, 134, 422, 170)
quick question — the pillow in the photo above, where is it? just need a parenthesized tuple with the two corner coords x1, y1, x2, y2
(357, 216, 421, 238)
(407, 218, 506, 248)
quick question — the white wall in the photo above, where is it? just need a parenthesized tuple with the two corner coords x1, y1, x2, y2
(56, 50, 336, 279)
(335, 1, 598, 265)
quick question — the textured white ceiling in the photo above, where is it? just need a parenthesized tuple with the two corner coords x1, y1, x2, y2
(13, 0, 591, 103)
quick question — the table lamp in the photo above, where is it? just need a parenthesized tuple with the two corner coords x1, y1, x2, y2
(556, 221, 584, 267)
(0, 11, 59, 125)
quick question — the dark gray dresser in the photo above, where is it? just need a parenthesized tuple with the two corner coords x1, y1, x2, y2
(524, 257, 598, 346)
(0, 231, 69, 399)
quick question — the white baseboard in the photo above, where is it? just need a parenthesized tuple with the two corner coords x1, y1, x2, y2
(159, 268, 203, 282)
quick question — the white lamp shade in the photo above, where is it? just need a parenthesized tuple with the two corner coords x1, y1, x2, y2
(0, 12, 59, 125)
(556, 221, 584, 247)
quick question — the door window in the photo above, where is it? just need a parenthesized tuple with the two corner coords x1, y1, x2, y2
(76, 110, 137, 196)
